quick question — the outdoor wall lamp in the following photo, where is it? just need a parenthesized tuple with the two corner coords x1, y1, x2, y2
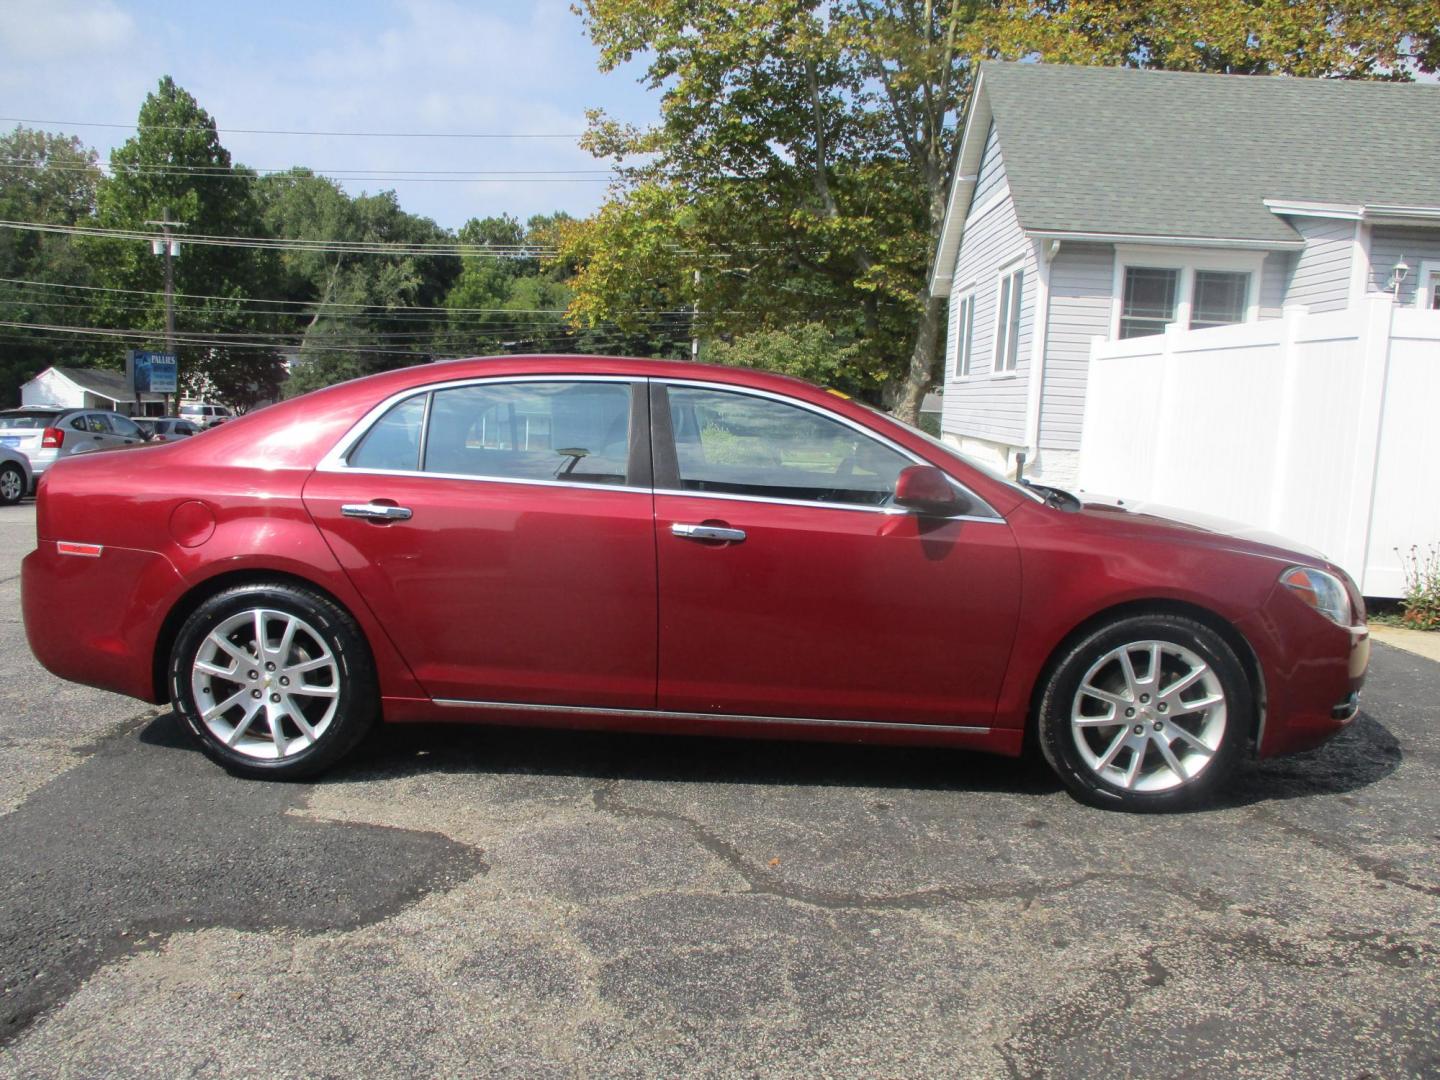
(1390, 257, 1410, 296)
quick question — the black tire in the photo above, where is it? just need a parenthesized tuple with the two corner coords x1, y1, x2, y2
(1036, 613, 1251, 812)
(169, 582, 377, 780)
(0, 463, 24, 505)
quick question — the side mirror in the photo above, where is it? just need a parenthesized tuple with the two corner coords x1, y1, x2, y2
(893, 464, 969, 517)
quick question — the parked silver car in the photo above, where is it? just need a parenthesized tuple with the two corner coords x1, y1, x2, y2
(134, 417, 202, 442)
(0, 445, 32, 504)
(0, 407, 148, 483)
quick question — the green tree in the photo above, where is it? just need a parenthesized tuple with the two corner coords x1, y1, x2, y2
(0, 127, 106, 403)
(90, 77, 286, 409)
(568, 0, 1435, 420)
(255, 170, 459, 396)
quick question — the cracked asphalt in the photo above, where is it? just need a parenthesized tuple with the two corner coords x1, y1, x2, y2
(1, 501, 1437, 1078)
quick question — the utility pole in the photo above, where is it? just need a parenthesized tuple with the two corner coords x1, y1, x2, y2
(144, 212, 185, 415)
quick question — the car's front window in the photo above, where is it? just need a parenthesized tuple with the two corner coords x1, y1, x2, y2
(866, 406, 1043, 505)
(663, 385, 908, 507)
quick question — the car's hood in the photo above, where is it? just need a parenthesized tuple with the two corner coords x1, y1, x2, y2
(1078, 493, 1329, 563)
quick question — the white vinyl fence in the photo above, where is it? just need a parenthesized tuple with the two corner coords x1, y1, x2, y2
(1078, 294, 1440, 597)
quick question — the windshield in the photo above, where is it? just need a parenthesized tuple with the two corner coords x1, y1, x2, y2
(0, 412, 60, 430)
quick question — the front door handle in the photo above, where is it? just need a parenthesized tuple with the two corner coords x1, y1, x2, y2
(342, 502, 413, 522)
(671, 522, 746, 542)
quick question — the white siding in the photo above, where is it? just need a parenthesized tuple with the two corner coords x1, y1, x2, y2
(1284, 217, 1355, 312)
(969, 123, 1006, 209)
(1037, 243, 1112, 451)
(941, 131, 1035, 449)
(1369, 226, 1440, 307)
(1258, 250, 1290, 319)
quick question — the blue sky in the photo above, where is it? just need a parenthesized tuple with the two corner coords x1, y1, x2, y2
(0, 0, 660, 229)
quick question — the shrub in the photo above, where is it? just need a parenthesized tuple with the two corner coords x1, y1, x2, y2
(1397, 543, 1440, 631)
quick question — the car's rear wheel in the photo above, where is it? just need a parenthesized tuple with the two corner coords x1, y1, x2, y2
(0, 463, 24, 505)
(1037, 614, 1250, 812)
(169, 582, 377, 779)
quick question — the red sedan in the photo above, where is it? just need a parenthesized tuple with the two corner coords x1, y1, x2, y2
(21, 356, 1369, 811)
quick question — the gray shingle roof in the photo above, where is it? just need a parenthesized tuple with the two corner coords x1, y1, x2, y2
(982, 62, 1440, 244)
(53, 366, 134, 402)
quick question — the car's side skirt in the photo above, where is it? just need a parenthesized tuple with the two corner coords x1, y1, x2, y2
(378, 695, 1023, 755)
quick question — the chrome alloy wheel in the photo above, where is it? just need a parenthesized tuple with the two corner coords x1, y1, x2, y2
(1070, 639, 1227, 792)
(190, 607, 341, 760)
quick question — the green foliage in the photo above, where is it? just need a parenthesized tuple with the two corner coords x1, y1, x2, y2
(256, 169, 459, 396)
(90, 77, 285, 408)
(705, 323, 869, 394)
(1398, 544, 1440, 631)
(0, 127, 107, 403)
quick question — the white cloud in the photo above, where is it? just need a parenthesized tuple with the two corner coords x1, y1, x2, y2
(1, 0, 657, 227)
(0, 0, 136, 60)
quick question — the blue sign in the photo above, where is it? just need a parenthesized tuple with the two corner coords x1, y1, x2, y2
(130, 351, 178, 394)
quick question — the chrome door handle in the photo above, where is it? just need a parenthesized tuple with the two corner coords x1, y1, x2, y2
(342, 503, 413, 522)
(671, 522, 746, 542)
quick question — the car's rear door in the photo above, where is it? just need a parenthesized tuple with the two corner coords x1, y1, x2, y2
(651, 380, 1022, 727)
(303, 376, 658, 708)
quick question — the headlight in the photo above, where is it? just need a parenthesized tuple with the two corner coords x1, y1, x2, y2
(1280, 566, 1353, 627)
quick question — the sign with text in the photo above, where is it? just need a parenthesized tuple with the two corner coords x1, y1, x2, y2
(127, 351, 178, 395)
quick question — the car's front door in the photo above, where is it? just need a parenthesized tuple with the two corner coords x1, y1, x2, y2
(652, 381, 1022, 727)
(303, 377, 658, 707)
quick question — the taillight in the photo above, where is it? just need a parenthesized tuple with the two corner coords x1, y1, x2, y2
(41, 427, 63, 449)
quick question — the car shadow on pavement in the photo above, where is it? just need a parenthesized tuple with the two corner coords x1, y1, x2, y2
(136, 701, 1404, 809)
(304, 712, 1403, 808)
(1218, 712, 1403, 809)
(142, 714, 1065, 799)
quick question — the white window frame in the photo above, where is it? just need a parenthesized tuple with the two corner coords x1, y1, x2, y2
(950, 284, 977, 379)
(1416, 260, 1440, 310)
(991, 261, 1024, 377)
(1110, 246, 1265, 340)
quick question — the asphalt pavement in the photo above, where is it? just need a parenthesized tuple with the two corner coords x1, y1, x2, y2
(0, 501, 1436, 1078)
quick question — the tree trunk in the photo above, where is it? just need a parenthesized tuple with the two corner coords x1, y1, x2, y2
(890, 291, 945, 425)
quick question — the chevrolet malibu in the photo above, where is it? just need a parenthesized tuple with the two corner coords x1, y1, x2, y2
(21, 356, 1369, 811)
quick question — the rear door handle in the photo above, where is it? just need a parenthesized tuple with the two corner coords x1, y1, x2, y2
(342, 503, 413, 522)
(671, 522, 746, 542)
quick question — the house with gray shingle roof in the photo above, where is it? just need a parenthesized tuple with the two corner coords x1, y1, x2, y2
(930, 62, 1440, 485)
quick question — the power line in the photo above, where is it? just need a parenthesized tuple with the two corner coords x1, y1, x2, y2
(0, 117, 586, 140)
(0, 277, 780, 318)
(0, 219, 554, 258)
(1, 159, 617, 184)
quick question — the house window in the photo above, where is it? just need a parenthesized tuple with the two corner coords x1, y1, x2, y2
(993, 265, 1023, 373)
(1418, 262, 1440, 311)
(1190, 270, 1251, 329)
(1119, 267, 1180, 339)
(953, 290, 975, 377)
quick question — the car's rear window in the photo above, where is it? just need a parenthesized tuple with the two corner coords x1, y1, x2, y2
(0, 412, 60, 429)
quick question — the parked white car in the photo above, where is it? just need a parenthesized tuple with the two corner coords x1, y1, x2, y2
(179, 402, 233, 429)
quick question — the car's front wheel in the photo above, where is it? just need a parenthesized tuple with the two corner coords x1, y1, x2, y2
(169, 582, 377, 779)
(0, 463, 25, 505)
(1037, 614, 1251, 812)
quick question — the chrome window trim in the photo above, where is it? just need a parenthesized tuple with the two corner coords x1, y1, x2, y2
(315, 463, 653, 496)
(656, 377, 1002, 521)
(652, 485, 1004, 523)
(316, 374, 641, 478)
(433, 696, 989, 735)
(316, 371, 1002, 521)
